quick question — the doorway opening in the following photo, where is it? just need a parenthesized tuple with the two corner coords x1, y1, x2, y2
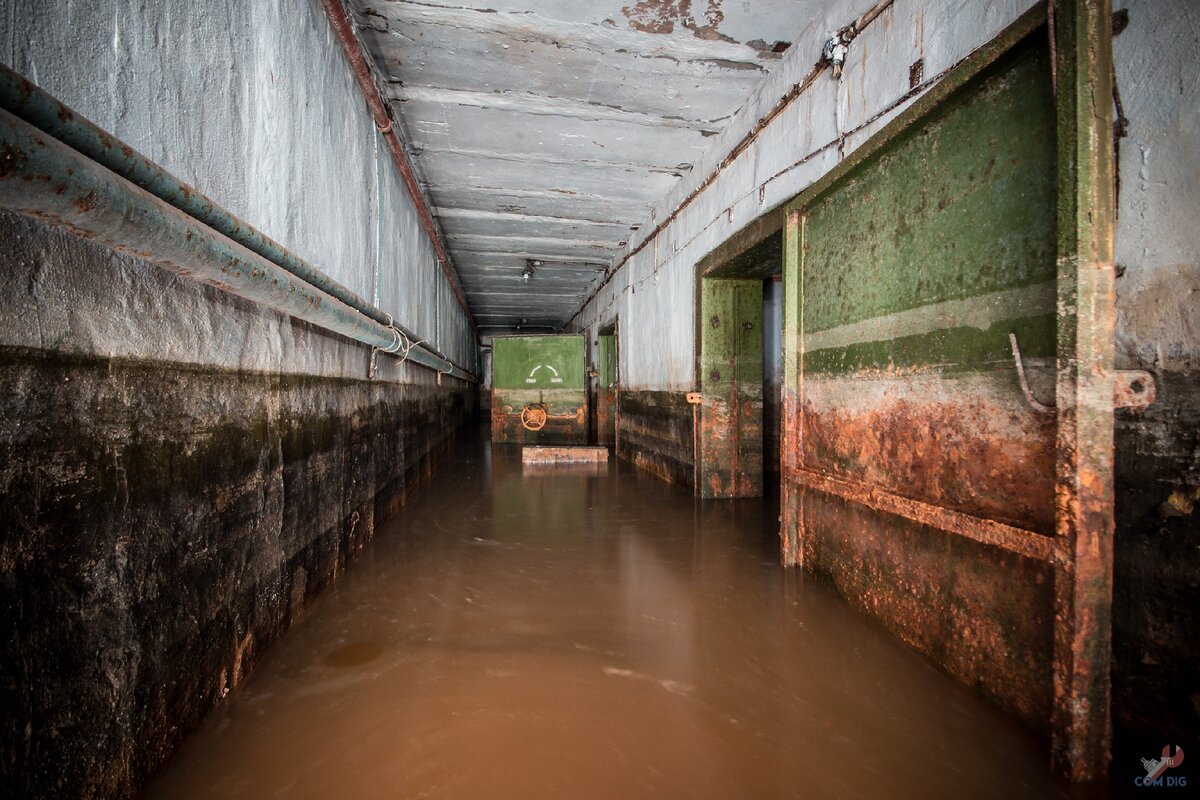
(695, 229, 783, 499)
(595, 320, 619, 450)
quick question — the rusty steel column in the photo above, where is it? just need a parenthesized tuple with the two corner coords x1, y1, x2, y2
(1050, 0, 1117, 783)
(319, 0, 474, 330)
(779, 210, 804, 566)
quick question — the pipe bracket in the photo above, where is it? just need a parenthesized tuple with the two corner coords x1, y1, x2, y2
(1114, 370, 1156, 410)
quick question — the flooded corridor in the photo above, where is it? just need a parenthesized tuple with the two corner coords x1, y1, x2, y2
(143, 432, 1066, 800)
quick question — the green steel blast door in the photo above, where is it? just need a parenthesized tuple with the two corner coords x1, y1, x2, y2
(698, 279, 764, 499)
(596, 334, 617, 447)
(780, 4, 1117, 782)
(491, 335, 587, 445)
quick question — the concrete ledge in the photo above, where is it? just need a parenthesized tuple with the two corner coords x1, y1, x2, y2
(522, 446, 609, 464)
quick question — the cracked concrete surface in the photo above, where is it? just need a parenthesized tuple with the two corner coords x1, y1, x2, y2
(347, 0, 813, 331)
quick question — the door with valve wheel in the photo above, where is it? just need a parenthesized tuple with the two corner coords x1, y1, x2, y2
(490, 334, 587, 444)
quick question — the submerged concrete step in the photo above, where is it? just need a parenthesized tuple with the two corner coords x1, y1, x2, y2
(521, 445, 609, 464)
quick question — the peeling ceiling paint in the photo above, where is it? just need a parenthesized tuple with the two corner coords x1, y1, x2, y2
(348, 0, 816, 330)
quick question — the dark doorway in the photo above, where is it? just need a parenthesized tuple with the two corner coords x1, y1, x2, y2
(596, 321, 618, 448)
(762, 275, 783, 488)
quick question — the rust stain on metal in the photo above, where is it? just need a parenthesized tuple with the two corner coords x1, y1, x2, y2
(491, 399, 587, 445)
(1049, 0, 1118, 783)
(0, 143, 26, 180)
(71, 190, 98, 213)
(597, 388, 617, 446)
(787, 465, 1053, 561)
(1112, 369, 1155, 410)
(799, 483, 1055, 729)
(522, 446, 609, 464)
(801, 394, 1057, 534)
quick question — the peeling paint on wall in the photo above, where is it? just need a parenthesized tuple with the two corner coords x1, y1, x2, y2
(347, 0, 813, 331)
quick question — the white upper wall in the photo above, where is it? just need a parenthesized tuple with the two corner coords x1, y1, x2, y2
(0, 0, 474, 379)
(569, 0, 1044, 390)
(1113, 0, 1200, 369)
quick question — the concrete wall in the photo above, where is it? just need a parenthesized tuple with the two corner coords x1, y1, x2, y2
(0, 0, 473, 372)
(0, 0, 476, 796)
(570, 0, 1200, 776)
(1110, 0, 1200, 772)
(569, 0, 1041, 487)
(571, 0, 1040, 388)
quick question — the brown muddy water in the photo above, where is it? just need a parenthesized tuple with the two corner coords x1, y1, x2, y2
(143, 432, 1067, 799)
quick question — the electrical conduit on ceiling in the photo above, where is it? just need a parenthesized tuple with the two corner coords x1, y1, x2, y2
(0, 64, 475, 382)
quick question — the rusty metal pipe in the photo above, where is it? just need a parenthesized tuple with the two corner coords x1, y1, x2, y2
(0, 62, 472, 377)
(0, 108, 475, 382)
(318, 0, 473, 328)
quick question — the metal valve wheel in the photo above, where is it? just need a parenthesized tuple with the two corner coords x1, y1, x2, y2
(520, 404, 548, 431)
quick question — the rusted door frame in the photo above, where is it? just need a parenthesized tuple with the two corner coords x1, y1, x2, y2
(586, 335, 598, 445)
(779, 0, 1116, 781)
(1050, 0, 1116, 781)
(600, 317, 620, 457)
(697, 277, 765, 499)
(595, 326, 619, 448)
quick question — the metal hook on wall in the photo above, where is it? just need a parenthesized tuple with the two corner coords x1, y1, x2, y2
(1009, 332, 1056, 414)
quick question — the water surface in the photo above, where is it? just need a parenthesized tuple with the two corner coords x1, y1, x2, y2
(144, 431, 1066, 799)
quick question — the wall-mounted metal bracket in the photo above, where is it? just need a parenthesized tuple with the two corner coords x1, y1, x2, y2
(1010, 333, 1157, 412)
(1113, 370, 1156, 410)
(686, 392, 703, 405)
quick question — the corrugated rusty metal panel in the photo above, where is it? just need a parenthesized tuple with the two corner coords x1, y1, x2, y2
(491, 335, 586, 444)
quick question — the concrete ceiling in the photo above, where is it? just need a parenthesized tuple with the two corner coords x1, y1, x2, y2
(348, 0, 814, 332)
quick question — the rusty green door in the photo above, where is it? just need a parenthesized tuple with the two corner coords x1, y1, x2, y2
(596, 333, 617, 447)
(698, 278, 763, 499)
(781, 2, 1116, 782)
(491, 335, 586, 445)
